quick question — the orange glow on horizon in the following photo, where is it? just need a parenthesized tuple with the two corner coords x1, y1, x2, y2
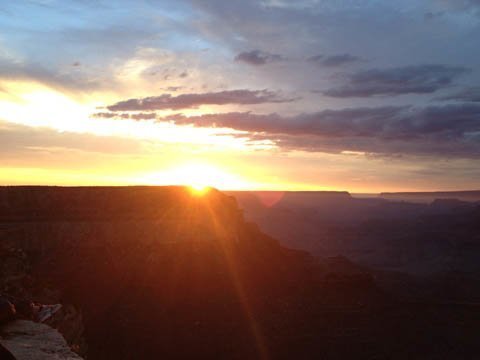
(139, 163, 253, 190)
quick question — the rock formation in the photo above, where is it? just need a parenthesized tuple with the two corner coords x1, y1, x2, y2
(0, 320, 82, 360)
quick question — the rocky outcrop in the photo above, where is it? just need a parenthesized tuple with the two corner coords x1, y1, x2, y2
(0, 320, 82, 359)
(0, 215, 87, 357)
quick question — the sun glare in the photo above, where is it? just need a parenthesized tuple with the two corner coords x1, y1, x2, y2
(189, 184, 210, 196)
(139, 163, 250, 190)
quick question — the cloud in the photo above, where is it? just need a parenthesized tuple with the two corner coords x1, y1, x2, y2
(162, 107, 404, 137)
(0, 120, 142, 158)
(437, 87, 480, 102)
(162, 86, 183, 92)
(92, 112, 156, 120)
(433, 0, 480, 13)
(323, 64, 470, 98)
(92, 112, 130, 119)
(156, 104, 480, 158)
(308, 53, 361, 67)
(130, 112, 157, 120)
(0, 22, 166, 93)
(0, 57, 104, 93)
(234, 50, 284, 65)
(242, 131, 480, 158)
(106, 89, 295, 111)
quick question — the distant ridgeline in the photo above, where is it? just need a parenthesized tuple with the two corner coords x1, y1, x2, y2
(225, 190, 352, 210)
(379, 190, 480, 203)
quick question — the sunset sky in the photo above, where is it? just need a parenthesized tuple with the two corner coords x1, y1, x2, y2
(1, 0, 480, 192)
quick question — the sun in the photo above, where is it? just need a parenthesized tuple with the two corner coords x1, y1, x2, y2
(189, 183, 210, 196)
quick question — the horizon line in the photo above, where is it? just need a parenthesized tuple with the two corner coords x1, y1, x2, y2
(1, 184, 479, 194)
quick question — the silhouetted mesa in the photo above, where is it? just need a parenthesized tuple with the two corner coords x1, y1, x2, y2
(379, 190, 480, 203)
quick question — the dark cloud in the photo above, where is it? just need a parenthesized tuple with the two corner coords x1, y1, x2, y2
(92, 112, 157, 120)
(308, 53, 361, 67)
(130, 112, 157, 120)
(437, 87, 480, 102)
(92, 112, 118, 119)
(92, 112, 130, 119)
(424, 11, 445, 20)
(234, 50, 284, 65)
(106, 89, 295, 111)
(163, 107, 404, 137)
(323, 64, 470, 98)
(157, 104, 480, 158)
(243, 131, 480, 159)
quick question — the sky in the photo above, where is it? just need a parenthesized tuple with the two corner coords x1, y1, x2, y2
(1, 0, 480, 192)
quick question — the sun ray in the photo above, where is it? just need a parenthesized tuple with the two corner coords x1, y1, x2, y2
(201, 200, 269, 360)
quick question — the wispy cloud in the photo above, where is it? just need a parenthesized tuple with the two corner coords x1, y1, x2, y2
(0, 120, 142, 157)
(106, 89, 296, 111)
(308, 53, 361, 67)
(437, 87, 480, 102)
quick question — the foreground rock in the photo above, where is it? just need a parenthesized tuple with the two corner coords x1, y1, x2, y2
(0, 320, 82, 360)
